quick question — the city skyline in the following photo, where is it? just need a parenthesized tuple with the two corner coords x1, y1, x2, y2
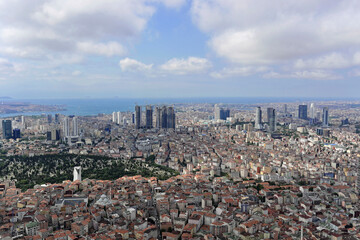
(1, 1, 360, 98)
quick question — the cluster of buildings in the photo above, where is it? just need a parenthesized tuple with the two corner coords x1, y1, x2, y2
(113, 105, 176, 130)
(0, 100, 360, 239)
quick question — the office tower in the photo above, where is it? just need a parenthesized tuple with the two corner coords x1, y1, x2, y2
(214, 104, 221, 120)
(72, 117, 78, 136)
(161, 106, 167, 128)
(63, 116, 78, 137)
(310, 103, 315, 119)
(267, 108, 274, 123)
(112, 112, 117, 123)
(117, 112, 121, 125)
(73, 166, 82, 182)
(255, 107, 262, 130)
(55, 113, 60, 123)
(47, 114, 52, 124)
(284, 104, 288, 114)
(298, 105, 308, 120)
(220, 108, 230, 120)
(155, 107, 161, 128)
(47, 131, 52, 141)
(268, 108, 276, 132)
(322, 107, 329, 127)
(13, 128, 21, 139)
(63, 117, 70, 137)
(135, 105, 141, 129)
(167, 106, 175, 129)
(47, 129, 60, 141)
(146, 105, 153, 129)
(2, 120, 12, 139)
(21, 115, 25, 125)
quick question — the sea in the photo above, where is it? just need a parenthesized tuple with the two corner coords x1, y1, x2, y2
(0, 97, 356, 118)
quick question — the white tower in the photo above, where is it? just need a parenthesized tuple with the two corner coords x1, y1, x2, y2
(112, 112, 117, 123)
(310, 103, 315, 119)
(73, 166, 82, 181)
(72, 117, 78, 136)
(63, 117, 70, 137)
(117, 112, 121, 124)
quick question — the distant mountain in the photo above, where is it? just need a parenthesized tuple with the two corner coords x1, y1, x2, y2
(0, 96, 12, 99)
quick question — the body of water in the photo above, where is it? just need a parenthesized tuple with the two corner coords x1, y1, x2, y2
(0, 97, 356, 117)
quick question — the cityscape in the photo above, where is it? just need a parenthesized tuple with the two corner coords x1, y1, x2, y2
(1, 0, 360, 239)
(0, 100, 360, 239)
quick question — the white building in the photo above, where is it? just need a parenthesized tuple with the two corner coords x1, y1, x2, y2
(73, 166, 81, 182)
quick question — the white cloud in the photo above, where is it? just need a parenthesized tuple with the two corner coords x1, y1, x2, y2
(0, 0, 156, 60)
(264, 70, 341, 80)
(119, 58, 153, 72)
(77, 41, 126, 56)
(160, 57, 211, 74)
(72, 70, 82, 76)
(210, 66, 269, 78)
(191, 0, 360, 65)
(294, 53, 352, 69)
(0, 58, 23, 72)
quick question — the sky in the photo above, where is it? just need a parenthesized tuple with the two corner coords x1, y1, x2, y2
(1, 0, 360, 99)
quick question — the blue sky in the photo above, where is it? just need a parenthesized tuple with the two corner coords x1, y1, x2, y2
(0, 0, 360, 98)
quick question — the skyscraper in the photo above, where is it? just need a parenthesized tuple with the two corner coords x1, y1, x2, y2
(112, 112, 117, 123)
(146, 105, 153, 129)
(220, 109, 230, 120)
(72, 117, 78, 136)
(267, 108, 274, 123)
(214, 104, 221, 120)
(117, 112, 121, 125)
(310, 103, 315, 119)
(298, 105, 308, 120)
(135, 105, 141, 129)
(47, 114, 52, 124)
(268, 108, 276, 132)
(155, 106, 161, 128)
(13, 128, 21, 139)
(2, 120, 12, 139)
(63, 116, 78, 137)
(255, 107, 262, 130)
(63, 117, 70, 137)
(167, 106, 175, 129)
(322, 107, 329, 127)
(161, 106, 167, 129)
(55, 113, 60, 123)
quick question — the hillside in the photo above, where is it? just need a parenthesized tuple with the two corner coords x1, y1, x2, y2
(0, 154, 179, 190)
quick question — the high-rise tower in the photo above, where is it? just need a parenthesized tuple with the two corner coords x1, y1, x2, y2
(310, 103, 315, 119)
(72, 117, 78, 136)
(63, 117, 70, 137)
(298, 105, 308, 120)
(135, 105, 141, 129)
(2, 120, 12, 139)
(146, 105, 153, 129)
(214, 104, 221, 120)
(155, 106, 161, 128)
(255, 107, 262, 130)
(267, 108, 276, 132)
(161, 106, 167, 129)
(322, 107, 329, 127)
(167, 106, 175, 129)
